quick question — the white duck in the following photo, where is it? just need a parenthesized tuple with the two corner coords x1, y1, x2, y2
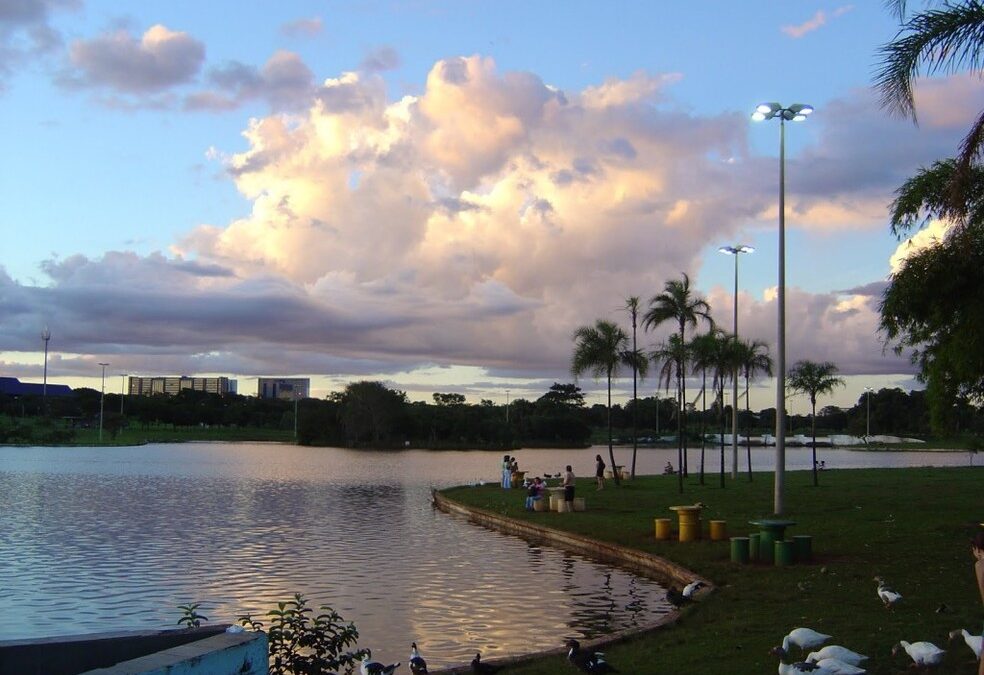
(806, 645, 868, 666)
(809, 658, 866, 674)
(682, 579, 705, 598)
(780, 628, 832, 654)
(892, 640, 946, 668)
(873, 576, 902, 609)
(949, 628, 983, 660)
(769, 648, 839, 675)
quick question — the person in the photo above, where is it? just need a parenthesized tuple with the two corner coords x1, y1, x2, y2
(595, 454, 606, 490)
(525, 476, 544, 511)
(501, 455, 512, 489)
(562, 464, 576, 507)
(663, 461, 675, 475)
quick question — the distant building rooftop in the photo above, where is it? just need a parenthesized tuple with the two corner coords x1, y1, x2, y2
(0, 377, 73, 397)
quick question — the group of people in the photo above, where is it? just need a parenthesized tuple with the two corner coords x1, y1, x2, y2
(500, 455, 520, 488)
(508, 454, 615, 511)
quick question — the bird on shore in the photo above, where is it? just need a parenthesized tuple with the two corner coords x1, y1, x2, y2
(361, 652, 401, 675)
(682, 579, 705, 598)
(471, 652, 499, 674)
(778, 628, 832, 654)
(892, 640, 946, 668)
(769, 647, 839, 675)
(806, 645, 867, 667)
(948, 628, 983, 660)
(809, 658, 866, 674)
(873, 576, 902, 609)
(409, 642, 427, 674)
(565, 638, 618, 673)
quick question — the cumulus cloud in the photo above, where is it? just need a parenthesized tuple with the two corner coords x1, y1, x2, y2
(888, 219, 953, 273)
(61, 24, 205, 94)
(360, 46, 400, 73)
(781, 6, 853, 39)
(186, 50, 315, 111)
(0, 0, 77, 89)
(280, 16, 323, 38)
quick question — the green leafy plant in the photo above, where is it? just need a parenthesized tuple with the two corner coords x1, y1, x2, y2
(239, 593, 366, 675)
(176, 602, 208, 628)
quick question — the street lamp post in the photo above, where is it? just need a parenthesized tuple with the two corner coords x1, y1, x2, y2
(98, 362, 110, 443)
(41, 326, 51, 414)
(119, 374, 127, 416)
(719, 244, 754, 479)
(752, 102, 813, 515)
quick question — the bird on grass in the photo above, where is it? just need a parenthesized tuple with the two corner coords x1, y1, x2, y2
(948, 628, 983, 660)
(777, 628, 832, 655)
(409, 642, 427, 674)
(873, 576, 902, 609)
(806, 645, 867, 667)
(681, 579, 705, 599)
(808, 658, 866, 674)
(565, 638, 618, 673)
(769, 647, 839, 675)
(470, 652, 499, 674)
(361, 651, 401, 675)
(891, 641, 946, 668)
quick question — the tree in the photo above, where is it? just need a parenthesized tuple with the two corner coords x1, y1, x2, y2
(881, 160, 984, 430)
(339, 381, 407, 447)
(787, 361, 844, 486)
(644, 273, 713, 481)
(689, 329, 724, 485)
(572, 319, 631, 486)
(624, 297, 642, 478)
(709, 332, 741, 488)
(433, 392, 466, 406)
(734, 338, 773, 481)
(876, 1, 984, 211)
(650, 334, 689, 493)
(535, 383, 586, 411)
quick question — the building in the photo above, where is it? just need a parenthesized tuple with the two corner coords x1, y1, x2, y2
(257, 377, 310, 400)
(128, 376, 236, 397)
(0, 377, 72, 397)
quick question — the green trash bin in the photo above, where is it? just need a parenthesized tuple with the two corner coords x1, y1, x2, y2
(793, 535, 813, 562)
(748, 533, 761, 562)
(774, 540, 795, 567)
(730, 537, 750, 564)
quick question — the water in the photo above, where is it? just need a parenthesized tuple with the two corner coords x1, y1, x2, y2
(0, 443, 969, 668)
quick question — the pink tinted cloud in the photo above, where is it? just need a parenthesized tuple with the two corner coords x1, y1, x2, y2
(781, 6, 853, 39)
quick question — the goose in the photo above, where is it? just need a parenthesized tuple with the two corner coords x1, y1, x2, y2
(682, 580, 705, 598)
(470, 652, 499, 674)
(809, 658, 866, 674)
(806, 645, 868, 666)
(873, 576, 902, 609)
(892, 641, 945, 668)
(565, 638, 618, 673)
(949, 628, 983, 659)
(769, 648, 839, 675)
(409, 642, 427, 674)
(361, 652, 401, 675)
(779, 628, 832, 654)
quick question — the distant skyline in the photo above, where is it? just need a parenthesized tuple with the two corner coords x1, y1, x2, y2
(1, 2, 976, 411)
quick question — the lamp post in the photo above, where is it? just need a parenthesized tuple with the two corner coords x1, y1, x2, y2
(41, 326, 51, 414)
(119, 374, 127, 415)
(293, 391, 299, 441)
(719, 244, 754, 479)
(98, 362, 109, 443)
(752, 101, 813, 515)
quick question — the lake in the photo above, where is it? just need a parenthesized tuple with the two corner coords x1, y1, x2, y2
(0, 442, 970, 668)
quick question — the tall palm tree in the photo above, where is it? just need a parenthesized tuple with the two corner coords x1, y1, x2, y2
(651, 334, 688, 494)
(624, 297, 642, 478)
(572, 319, 631, 486)
(689, 329, 724, 486)
(710, 332, 740, 489)
(787, 360, 844, 487)
(643, 274, 713, 480)
(734, 338, 773, 482)
(876, 1, 984, 212)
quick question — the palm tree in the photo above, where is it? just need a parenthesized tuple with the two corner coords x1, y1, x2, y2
(572, 319, 631, 486)
(643, 274, 713, 479)
(734, 338, 773, 482)
(689, 329, 724, 486)
(651, 334, 688, 494)
(624, 297, 642, 478)
(876, 1, 984, 213)
(710, 332, 741, 488)
(787, 360, 845, 487)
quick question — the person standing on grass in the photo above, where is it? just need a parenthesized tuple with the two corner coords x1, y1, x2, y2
(501, 455, 511, 488)
(562, 464, 576, 506)
(595, 454, 606, 490)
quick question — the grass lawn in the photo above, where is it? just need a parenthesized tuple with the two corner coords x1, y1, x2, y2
(442, 466, 983, 674)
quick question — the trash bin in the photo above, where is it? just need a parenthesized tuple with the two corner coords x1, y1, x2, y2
(774, 540, 795, 567)
(793, 535, 813, 562)
(709, 520, 727, 541)
(730, 536, 750, 564)
(748, 533, 761, 562)
(654, 518, 672, 541)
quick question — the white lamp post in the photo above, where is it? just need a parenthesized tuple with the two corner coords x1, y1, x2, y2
(98, 362, 110, 443)
(719, 244, 754, 478)
(752, 102, 813, 515)
(41, 326, 51, 414)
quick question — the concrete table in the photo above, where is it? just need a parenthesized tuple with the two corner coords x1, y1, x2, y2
(669, 505, 704, 542)
(748, 518, 796, 563)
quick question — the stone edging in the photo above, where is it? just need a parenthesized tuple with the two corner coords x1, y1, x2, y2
(429, 489, 714, 674)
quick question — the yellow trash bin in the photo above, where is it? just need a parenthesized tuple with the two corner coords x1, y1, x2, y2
(654, 518, 672, 541)
(709, 520, 727, 541)
(573, 497, 586, 512)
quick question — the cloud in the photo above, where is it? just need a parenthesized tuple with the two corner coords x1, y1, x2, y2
(781, 6, 853, 39)
(889, 219, 953, 273)
(280, 16, 323, 38)
(61, 24, 205, 94)
(186, 50, 315, 111)
(360, 46, 400, 73)
(0, 0, 77, 90)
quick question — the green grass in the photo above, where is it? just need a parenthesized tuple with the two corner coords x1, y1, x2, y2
(442, 467, 983, 674)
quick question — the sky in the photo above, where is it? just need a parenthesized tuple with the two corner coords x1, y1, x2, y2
(0, 1, 978, 412)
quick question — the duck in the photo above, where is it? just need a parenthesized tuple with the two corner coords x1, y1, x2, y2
(665, 587, 689, 608)
(808, 658, 866, 674)
(409, 642, 427, 674)
(873, 576, 902, 609)
(361, 652, 401, 675)
(769, 648, 839, 675)
(779, 628, 832, 654)
(948, 628, 983, 659)
(892, 641, 946, 668)
(565, 638, 618, 673)
(682, 579, 705, 598)
(806, 645, 868, 666)
(470, 652, 499, 674)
